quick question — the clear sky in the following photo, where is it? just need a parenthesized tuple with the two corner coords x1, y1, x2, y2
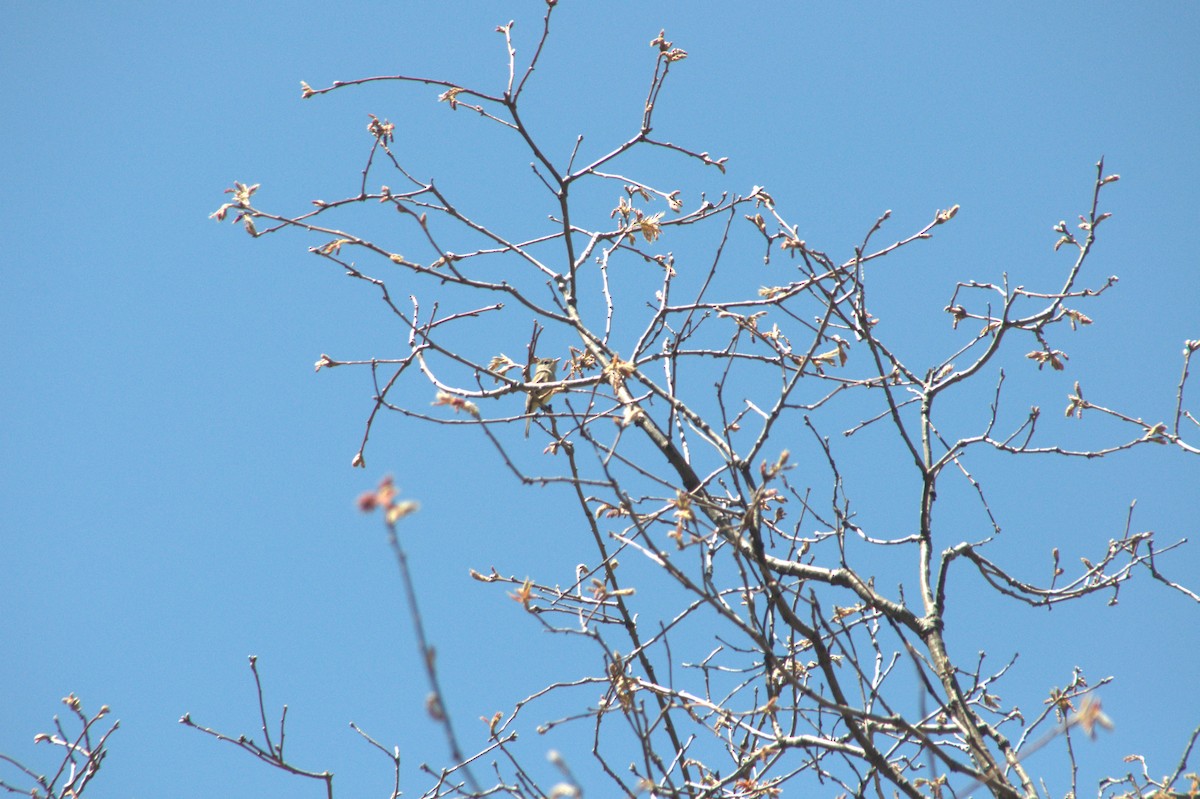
(3, 3, 1198, 798)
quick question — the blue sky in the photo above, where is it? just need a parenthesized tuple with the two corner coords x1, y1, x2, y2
(3, 3, 1198, 797)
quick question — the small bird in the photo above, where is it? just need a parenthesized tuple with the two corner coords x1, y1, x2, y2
(524, 357, 561, 437)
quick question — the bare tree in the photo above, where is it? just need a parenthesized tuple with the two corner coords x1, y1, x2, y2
(0, 695, 116, 799)
(119, 5, 1200, 799)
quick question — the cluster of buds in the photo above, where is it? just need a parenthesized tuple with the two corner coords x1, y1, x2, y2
(357, 476, 420, 525)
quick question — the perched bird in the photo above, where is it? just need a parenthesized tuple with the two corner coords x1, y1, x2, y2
(524, 357, 561, 437)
